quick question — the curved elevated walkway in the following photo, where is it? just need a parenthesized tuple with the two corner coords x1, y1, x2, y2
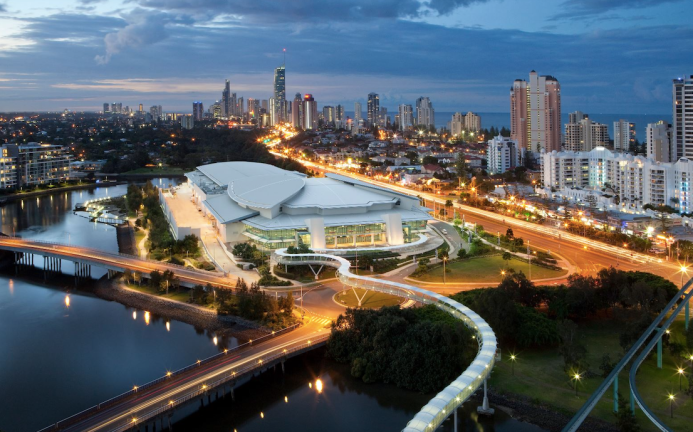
(273, 250, 497, 432)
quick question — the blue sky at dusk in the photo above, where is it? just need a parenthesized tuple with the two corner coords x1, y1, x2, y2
(0, 0, 690, 113)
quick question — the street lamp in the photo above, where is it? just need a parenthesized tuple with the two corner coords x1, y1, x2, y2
(668, 393, 676, 418)
(677, 367, 686, 391)
(443, 257, 448, 285)
(509, 354, 517, 375)
(573, 372, 581, 396)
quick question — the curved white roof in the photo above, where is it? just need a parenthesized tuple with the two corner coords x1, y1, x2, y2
(228, 174, 306, 209)
(197, 162, 299, 187)
(283, 178, 396, 209)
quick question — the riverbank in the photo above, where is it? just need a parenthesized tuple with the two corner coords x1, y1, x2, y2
(0, 180, 123, 203)
(93, 279, 270, 341)
(98, 172, 186, 180)
(481, 390, 618, 432)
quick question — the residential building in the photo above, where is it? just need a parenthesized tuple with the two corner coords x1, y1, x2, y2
(103, 103, 110, 114)
(354, 102, 362, 123)
(291, 93, 303, 128)
(247, 98, 259, 119)
(335, 105, 345, 128)
(323, 106, 335, 127)
(302, 94, 318, 130)
(0, 143, 71, 189)
(673, 75, 693, 161)
(450, 112, 464, 137)
(222, 80, 231, 118)
(465, 112, 481, 132)
(399, 104, 414, 131)
(192, 101, 204, 121)
(647, 121, 672, 162)
(273, 65, 286, 124)
(181, 115, 194, 130)
(564, 115, 609, 152)
(511, 71, 561, 153)
(379, 107, 388, 127)
(416, 97, 435, 129)
(367, 93, 379, 127)
(179, 162, 431, 249)
(487, 136, 522, 175)
(613, 119, 635, 152)
(540, 147, 693, 212)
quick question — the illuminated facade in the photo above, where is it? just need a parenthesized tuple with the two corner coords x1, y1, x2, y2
(511, 71, 561, 153)
(185, 162, 431, 250)
(0, 143, 71, 189)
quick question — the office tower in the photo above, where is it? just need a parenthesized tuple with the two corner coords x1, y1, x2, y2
(647, 121, 672, 162)
(193, 101, 204, 121)
(564, 116, 609, 152)
(138, 103, 143, 113)
(180, 115, 194, 130)
(450, 112, 464, 136)
(673, 75, 693, 160)
(210, 102, 222, 119)
(291, 93, 303, 128)
(103, 103, 110, 113)
(354, 102, 362, 123)
(222, 80, 231, 117)
(230, 93, 238, 117)
(614, 119, 636, 152)
(274, 65, 286, 123)
(323, 106, 335, 126)
(511, 71, 561, 153)
(367, 93, 379, 127)
(465, 112, 481, 132)
(415, 97, 435, 129)
(302, 94, 318, 130)
(398, 104, 414, 131)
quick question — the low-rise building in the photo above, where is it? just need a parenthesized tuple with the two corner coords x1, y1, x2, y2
(0, 143, 71, 189)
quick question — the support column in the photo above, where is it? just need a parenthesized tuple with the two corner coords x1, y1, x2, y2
(657, 329, 663, 369)
(630, 388, 635, 413)
(477, 378, 494, 415)
(686, 301, 690, 331)
(454, 407, 458, 432)
(613, 376, 618, 413)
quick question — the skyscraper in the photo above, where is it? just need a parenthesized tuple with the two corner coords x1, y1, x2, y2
(614, 119, 635, 152)
(273, 65, 286, 124)
(415, 97, 434, 129)
(335, 105, 345, 128)
(672, 75, 693, 160)
(465, 112, 481, 132)
(323, 106, 335, 126)
(354, 102, 362, 123)
(564, 115, 608, 152)
(103, 103, 110, 114)
(511, 71, 561, 153)
(398, 104, 413, 131)
(291, 93, 303, 128)
(138, 104, 144, 113)
(450, 112, 464, 136)
(367, 93, 379, 127)
(230, 93, 238, 117)
(378, 107, 388, 127)
(193, 101, 204, 121)
(302, 94, 318, 130)
(222, 80, 231, 118)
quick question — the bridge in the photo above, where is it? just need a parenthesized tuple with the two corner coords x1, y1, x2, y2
(3, 236, 498, 432)
(0, 236, 240, 288)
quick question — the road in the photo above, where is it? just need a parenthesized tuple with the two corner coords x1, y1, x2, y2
(300, 160, 684, 284)
(0, 237, 244, 289)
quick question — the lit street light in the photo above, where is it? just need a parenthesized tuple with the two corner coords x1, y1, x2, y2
(677, 367, 686, 391)
(668, 393, 676, 418)
(509, 354, 517, 376)
(573, 372, 581, 396)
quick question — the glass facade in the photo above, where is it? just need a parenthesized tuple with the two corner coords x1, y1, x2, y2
(244, 220, 427, 249)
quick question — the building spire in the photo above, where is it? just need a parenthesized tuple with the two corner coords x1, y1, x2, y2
(283, 48, 286, 67)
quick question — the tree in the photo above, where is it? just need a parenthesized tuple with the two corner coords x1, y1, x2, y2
(614, 393, 641, 432)
(149, 270, 163, 290)
(505, 228, 514, 241)
(455, 152, 468, 184)
(444, 200, 453, 218)
(126, 184, 143, 214)
(502, 251, 513, 268)
(557, 320, 588, 371)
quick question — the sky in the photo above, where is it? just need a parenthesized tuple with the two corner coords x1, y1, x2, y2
(0, 0, 691, 114)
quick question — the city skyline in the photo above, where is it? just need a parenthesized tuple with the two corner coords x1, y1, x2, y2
(0, 0, 691, 113)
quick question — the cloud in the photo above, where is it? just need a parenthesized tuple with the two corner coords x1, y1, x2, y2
(553, 0, 684, 19)
(134, 0, 492, 23)
(0, 2, 6, 12)
(95, 9, 169, 64)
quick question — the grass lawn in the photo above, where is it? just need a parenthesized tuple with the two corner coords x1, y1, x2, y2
(127, 283, 191, 303)
(411, 255, 567, 283)
(490, 310, 693, 431)
(335, 288, 403, 309)
(123, 167, 185, 175)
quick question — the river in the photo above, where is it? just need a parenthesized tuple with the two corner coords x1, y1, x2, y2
(0, 179, 545, 432)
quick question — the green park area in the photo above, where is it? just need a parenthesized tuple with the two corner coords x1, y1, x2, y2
(449, 268, 692, 431)
(410, 255, 568, 284)
(335, 288, 403, 309)
(491, 315, 692, 431)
